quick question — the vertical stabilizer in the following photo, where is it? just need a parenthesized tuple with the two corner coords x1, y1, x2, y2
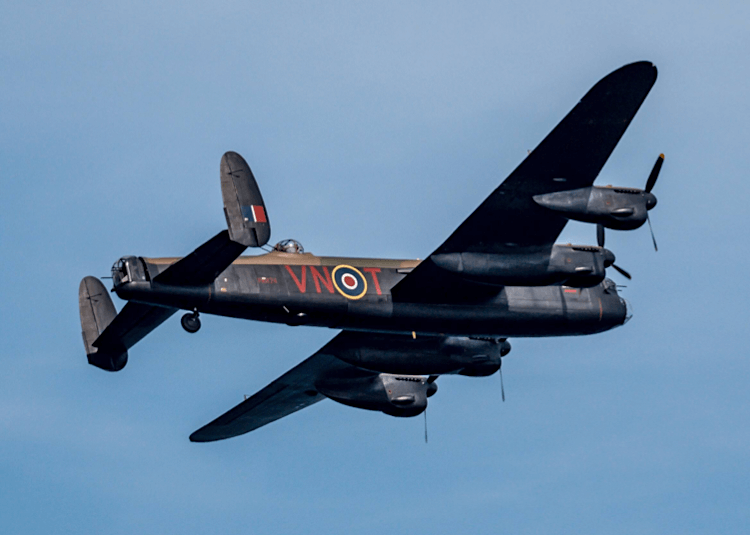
(79, 276, 127, 371)
(220, 151, 271, 247)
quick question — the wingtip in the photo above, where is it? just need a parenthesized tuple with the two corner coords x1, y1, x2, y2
(189, 432, 209, 443)
(189, 427, 212, 442)
(189, 428, 228, 443)
(618, 60, 658, 81)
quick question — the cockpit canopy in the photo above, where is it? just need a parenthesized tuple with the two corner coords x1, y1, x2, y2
(273, 239, 305, 254)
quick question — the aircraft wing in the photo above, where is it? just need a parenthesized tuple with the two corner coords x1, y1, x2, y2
(392, 61, 657, 302)
(190, 338, 374, 442)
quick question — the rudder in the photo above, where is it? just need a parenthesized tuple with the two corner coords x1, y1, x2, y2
(79, 276, 128, 371)
(220, 151, 271, 248)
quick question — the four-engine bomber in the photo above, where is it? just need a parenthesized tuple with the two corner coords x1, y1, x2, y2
(79, 61, 661, 441)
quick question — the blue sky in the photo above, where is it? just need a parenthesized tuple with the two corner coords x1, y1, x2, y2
(2, 1, 749, 533)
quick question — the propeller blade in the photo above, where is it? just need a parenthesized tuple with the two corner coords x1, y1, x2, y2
(647, 213, 658, 252)
(427, 375, 439, 384)
(645, 153, 664, 193)
(597, 223, 605, 248)
(612, 263, 632, 280)
(499, 367, 506, 402)
(424, 410, 428, 444)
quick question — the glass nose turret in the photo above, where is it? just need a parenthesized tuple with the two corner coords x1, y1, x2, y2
(621, 297, 633, 324)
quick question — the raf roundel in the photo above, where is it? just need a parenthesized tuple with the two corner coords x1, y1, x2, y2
(331, 265, 368, 300)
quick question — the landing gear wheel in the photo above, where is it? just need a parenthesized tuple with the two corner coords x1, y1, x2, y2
(181, 312, 201, 333)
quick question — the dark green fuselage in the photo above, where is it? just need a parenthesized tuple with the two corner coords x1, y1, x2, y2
(113, 250, 628, 338)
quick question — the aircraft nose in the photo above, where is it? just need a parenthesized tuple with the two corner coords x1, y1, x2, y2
(600, 291, 631, 328)
(645, 192, 657, 210)
(620, 297, 633, 324)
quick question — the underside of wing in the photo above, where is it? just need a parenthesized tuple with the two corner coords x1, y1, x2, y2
(393, 61, 657, 302)
(189, 350, 369, 442)
(189, 329, 459, 442)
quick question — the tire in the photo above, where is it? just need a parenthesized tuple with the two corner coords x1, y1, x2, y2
(181, 313, 201, 333)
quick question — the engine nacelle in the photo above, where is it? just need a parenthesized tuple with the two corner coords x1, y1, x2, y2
(431, 245, 615, 288)
(533, 186, 657, 230)
(457, 361, 502, 377)
(316, 372, 431, 417)
(448, 336, 507, 377)
(326, 332, 510, 376)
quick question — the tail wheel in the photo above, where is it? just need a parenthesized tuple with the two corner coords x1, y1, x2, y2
(181, 312, 201, 333)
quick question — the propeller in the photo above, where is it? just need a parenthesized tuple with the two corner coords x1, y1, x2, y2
(499, 366, 506, 402)
(424, 375, 439, 444)
(647, 215, 658, 252)
(645, 153, 664, 193)
(644, 154, 663, 251)
(592, 154, 662, 275)
(610, 263, 632, 280)
(597, 222, 606, 248)
(597, 224, 632, 280)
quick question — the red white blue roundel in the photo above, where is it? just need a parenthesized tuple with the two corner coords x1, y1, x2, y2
(332, 265, 367, 300)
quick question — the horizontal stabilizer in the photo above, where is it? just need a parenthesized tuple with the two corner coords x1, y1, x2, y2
(153, 230, 246, 286)
(79, 276, 177, 371)
(92, 301, 176, 352)
(221, 151, 270, 247)
(79, 276, 127, 371)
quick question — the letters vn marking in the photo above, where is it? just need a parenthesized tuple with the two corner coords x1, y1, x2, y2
(284, 266, 334, 294)
(284, 266, 383, 296)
